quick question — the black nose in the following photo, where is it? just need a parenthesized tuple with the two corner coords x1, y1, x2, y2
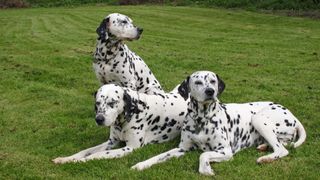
(95, 115, 105, 125)
(205, 88, 215, 96)
(137, 27, 143, 34)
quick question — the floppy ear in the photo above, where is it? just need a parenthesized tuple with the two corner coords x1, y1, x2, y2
(178, 76, 190, 100)
(216, 74, 225, 96)
(123, 90, 142, 122)
(92, 91, 97, 99)
(92, 91, 98, 112)
(96, 17, 109, 40)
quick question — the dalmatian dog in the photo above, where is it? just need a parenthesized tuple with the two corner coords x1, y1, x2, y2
(131, 71, 306, 176)
(93, 13, 164, 94)
(53, 84, 188, 164)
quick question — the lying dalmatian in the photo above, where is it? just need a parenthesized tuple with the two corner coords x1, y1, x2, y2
(53, 84, 187, 164)
(93, 13, 164, 94)
(132, 71, 306, 175)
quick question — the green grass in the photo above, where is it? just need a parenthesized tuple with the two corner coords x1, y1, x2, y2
(0, 5, 319, 179)
(17, 0, 320, 10)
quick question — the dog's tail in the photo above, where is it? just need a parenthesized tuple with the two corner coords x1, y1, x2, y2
(293, 120, 306, 148)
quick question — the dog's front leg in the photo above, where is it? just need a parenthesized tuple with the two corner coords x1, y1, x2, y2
(198, 149, 233, 176)
(131, 148, 186, 171)
(79, 130, 143, 162)
(79, 146, 135, 162)
(53, 138, 118, 164)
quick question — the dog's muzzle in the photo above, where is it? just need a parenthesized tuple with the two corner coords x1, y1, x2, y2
(95, 115, 105, 125)
(135, 27, 143, 39)
(205, 88, 214, 97)
(137, 27, 143, 34)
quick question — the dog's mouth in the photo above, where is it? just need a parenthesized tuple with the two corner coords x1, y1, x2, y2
(122, 35, 140, 41)
(127, 34, 142, 41)
(203, 97, 217, 104)
(135, 34, 142, 40)
(204, 96, 215, 101)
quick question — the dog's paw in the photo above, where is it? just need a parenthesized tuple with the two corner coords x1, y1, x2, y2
(52, 157, 70, 164)
(199, 163, 215, 176)
(131, 163, 148, 171)
(256, 144, 268, 152)
(199, 168, 215, 176)
(256, 156, 274, 164)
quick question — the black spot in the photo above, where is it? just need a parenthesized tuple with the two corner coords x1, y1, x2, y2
(168, 119, 177, 126)
(151, 116, 160, 125)
(160, 123, 167, 131)
(146, 114, 153, 121)
(151, 125, 158, 131)
(162, 135, 168, 140)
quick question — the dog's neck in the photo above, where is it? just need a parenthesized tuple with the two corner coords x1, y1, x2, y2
(94, 33, 125, 63)
(187, 97, 222, 124)
(122, 88, 147, 123)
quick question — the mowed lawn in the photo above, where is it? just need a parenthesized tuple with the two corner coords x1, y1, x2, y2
(0, 5, 319, 179)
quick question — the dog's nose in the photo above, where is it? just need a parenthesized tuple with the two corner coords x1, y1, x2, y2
(205, 88, 215, 97)
(137, 27, 143, 34)
(95, 115, 105, 125)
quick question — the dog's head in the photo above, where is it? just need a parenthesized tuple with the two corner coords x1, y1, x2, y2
(94, 84, 126, 126)
(96, 13, 143, 41)
(178, 71, 225, 103)
(94, 84, 145, 126)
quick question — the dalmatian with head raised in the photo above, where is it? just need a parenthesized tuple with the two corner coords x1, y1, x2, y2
(53, 84, 188, 164)
(93, 13, 164, 94)
(131, 71, 306, 176)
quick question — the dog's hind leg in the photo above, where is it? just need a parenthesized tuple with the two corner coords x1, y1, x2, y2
(251, 113, 289, 164)
(256, 144, 268, 152)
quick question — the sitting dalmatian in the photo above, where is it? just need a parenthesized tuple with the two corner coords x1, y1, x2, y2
(53, 84, 188, 164)
(131, 71, 306, 176)
(93, 13, 164, 94)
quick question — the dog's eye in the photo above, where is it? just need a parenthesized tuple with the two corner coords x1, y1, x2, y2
(210, 80, 216, 84)
(107, 101, 117, 107)
(195, 81, 203, 85)
(107, 102, 114, 106)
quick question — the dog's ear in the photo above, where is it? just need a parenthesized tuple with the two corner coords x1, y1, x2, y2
(123, 90, 141, 122)
(96, 17, 109, 40)
(92, 91, 98, 99)
(178, 76, 190, 100)
(92, 91, 98, 112)
(216, 74, 225, 96)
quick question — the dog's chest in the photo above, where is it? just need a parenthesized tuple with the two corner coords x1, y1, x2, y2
(187, 117, 227, 151)
(93, 58, 132, 84)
